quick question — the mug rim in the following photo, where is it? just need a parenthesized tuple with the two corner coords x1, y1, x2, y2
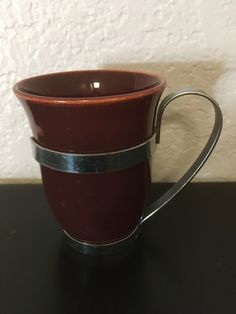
(13, 69, 166, 106)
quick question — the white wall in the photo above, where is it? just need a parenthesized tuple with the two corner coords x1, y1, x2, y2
(1, 0, 236, 181)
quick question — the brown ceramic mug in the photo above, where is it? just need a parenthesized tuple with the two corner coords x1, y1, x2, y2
(13, 70, 223, 255)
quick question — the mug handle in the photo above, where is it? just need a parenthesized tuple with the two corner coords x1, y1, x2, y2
(141, 88, 223, 224)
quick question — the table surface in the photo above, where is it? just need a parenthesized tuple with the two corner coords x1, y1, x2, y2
(0, 183, 236, 314)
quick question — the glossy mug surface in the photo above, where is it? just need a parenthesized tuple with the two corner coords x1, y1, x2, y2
(13, 70, 222, 249)
(14, 70, 165, 244)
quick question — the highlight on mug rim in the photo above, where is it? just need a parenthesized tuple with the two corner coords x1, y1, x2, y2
(13, 69, 166, 105)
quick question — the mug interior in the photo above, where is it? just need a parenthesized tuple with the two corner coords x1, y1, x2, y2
(14, 70, 163, 99)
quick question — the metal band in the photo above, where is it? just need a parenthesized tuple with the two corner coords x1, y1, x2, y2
(63, 225, 140, 256)
(31, 134, 156, 174)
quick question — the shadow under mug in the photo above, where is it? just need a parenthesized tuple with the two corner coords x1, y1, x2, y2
(13, 70, 223, 255)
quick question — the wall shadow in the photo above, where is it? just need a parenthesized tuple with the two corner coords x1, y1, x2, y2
(102, 61, 225, 182)
(102, 61, 224, 97)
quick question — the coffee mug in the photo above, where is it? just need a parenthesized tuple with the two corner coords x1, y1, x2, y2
(13, 70, 223, 255)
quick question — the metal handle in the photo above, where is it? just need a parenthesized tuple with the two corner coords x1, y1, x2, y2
(141, 88, 223, 224)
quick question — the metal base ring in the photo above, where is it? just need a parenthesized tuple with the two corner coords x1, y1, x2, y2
(63, 226, 140, 256)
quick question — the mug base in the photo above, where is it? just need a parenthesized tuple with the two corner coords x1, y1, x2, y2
(63, 226, 140, 256)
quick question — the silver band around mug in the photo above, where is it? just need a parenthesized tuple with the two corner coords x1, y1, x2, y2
(63, 225, 140, 256)
(31, 133, 156, 174)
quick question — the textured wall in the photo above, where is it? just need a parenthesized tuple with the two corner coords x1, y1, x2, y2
(0, 0, 236, 181)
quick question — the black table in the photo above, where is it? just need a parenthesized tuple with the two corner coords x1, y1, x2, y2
(0, 183, 236, 314)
